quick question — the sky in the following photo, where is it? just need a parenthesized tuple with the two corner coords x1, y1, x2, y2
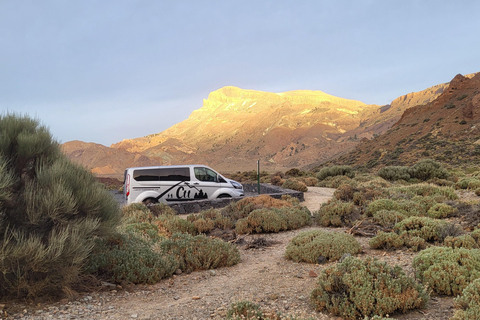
(0, 1, 479, 146)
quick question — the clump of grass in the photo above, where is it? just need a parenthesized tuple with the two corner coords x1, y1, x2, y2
(285, 230, 362, 263)
(235, 207, 311, 234)
(282, 178, 308, 192)
(160, 233, 240, 273)
(413, 247, 480, 295)
(311, 256, 428, 320)
(316, 165, 355, 180)
(314, 198, 358, 227)
(451, 278, 480, 320)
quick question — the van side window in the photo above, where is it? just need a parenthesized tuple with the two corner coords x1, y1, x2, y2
(194, 167, 218, 182)
(133, 168, 190, 181)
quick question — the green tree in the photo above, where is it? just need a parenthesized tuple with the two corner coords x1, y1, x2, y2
(0, 114, 120, 298)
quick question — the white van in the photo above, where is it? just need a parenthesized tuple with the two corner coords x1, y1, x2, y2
(124, 165, 244, 204)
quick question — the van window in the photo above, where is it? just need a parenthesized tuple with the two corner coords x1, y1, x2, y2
(133, 168, 190, 182)
(194, 167, 218, 182)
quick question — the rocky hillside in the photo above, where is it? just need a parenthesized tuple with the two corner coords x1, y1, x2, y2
(63, 74, 476, 177)
(332, 73, 480, 169)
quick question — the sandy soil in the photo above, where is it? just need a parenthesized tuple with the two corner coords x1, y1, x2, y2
(4, 187, 455, 320)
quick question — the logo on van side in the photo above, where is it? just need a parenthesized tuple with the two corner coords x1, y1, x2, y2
(157, 181, 208, 202)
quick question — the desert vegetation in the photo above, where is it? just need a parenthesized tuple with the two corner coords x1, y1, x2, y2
(5, 126, 480, 320)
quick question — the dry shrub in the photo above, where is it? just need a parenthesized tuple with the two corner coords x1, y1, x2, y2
(300, 176, 319, 186)
(444, 235, 479, 249)
(456, 177, 480, 190)
(451, 278, 480, 320)
(235, 207, 311, 235)
(282, 178, 308, 192)
(226, 300, 264, 320)
(316, 165, 355, 180)
(160, 233, 240, 273)
(426, 203, 458, 219)
(187, 209, 234, 234)
(369, 232, 404, 250)
(270, 175, 284, 186)
(372, 210, 406, 228)
(311, 256, 428, 320)
(153, 215, 197, 237)
(314, 199, 358, 227)
(413, 247, 480, 295)
(147, 203, 177, 216)
(334, 184, 356, 202)
(222, 195, 293, 221)
(285, 230, 361, 263)
(394, 216, 448, 242)
(316, 175, 355, 188)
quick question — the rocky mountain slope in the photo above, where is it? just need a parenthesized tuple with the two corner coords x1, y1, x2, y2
(331, 73, 480, 169)
(63, 74, 476, 178)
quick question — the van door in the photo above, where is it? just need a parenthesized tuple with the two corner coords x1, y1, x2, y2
(192, 166, 225, 199)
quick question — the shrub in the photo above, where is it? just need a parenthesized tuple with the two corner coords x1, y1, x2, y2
(0, 114, 120, 299)
(369, 232, 404, 250)
(387, 184, 458, 200)
(148, 203, 177, 216)
(413, 247, 480, 295)
(372, 210, 406, 227)
(285, 230, 362, 263)
(366, 199, 424, 217)
(153, 215, 197, 237)
(160, 233, 240, 273)
(403, 236, 427, 251)
(122, 222, 164, 242)
(226, 300, 264, 320)
(377, 166, 411, 181)
(310, 256, 428, 320)
(316, 175, 356, 188)
(426, 203, 458, 219)
(86, 233, 177, 284)
(235, 207, 311, 234)
(270, 175, 284, 186)
(314, 199, 357, 227)
(316, 165, 355, 180)
(187, 209, 234, 233)
(456, 177, 480, 190)
(282, 178, 308, 192)
(222, 195, 293, 221)
(444, 235, 479, 249)
(122, 203, 155, 224)
(394, 216, 448, 242)
(451, 278, 480, 320)
(408, 159, 449, 181)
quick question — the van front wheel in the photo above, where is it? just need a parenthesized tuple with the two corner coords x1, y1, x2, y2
(143, 198, 158, 205)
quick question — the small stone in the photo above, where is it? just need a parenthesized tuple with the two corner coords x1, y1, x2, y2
(308, 270, 318, 277)
(175, 269, 183, 275)
(339, 253, 351, 262)
(192, 296, 201, 300)
(317, 256, 327, 264)
(209, 270, 216, 276)
(131, 314, 138, 318)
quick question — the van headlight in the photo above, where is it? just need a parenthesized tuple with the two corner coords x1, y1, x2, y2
(231, 181, 243, 189)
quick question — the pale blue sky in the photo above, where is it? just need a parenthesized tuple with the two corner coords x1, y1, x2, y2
(0, 1, 478, 146)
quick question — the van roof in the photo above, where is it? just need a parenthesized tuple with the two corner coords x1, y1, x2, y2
(125, 164, 210, 171)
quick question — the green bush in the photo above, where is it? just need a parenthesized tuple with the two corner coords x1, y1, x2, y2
(316, 175, 356, 188)
(451, 278, 480, 320)
(187, 209, 234, 233)
(377, 166, 411, 181)
(86, 233, 177, 284)
(235, 207, 311, 234)
(285, 230, 362, 263)
(369, 232, 404, 250)
(226, 300, 264, 320)
(394, 216, 448, 242)
(366, 199, 424, 217)
(160, 233, 240, 273)
(0, 114, 120, 299)
(153, 215, 197, 237)
(282, 178, 308, 192)
(444, 235, 479, 249)
(426, 203, 458, 219)
(222, 195, 293, 222)
(316, 165, 355, 180)
(413, 247, 480, 295)
(314, 199, 357, 227)
(310, 256, 428, 320)
(122, 222, 165, 242)
(387, 183, 458, 200)
(122, 203, 155, 224)
(372, 210, 406, 227)
(408, 159, 449, 181)
(456, 177, 480, 190)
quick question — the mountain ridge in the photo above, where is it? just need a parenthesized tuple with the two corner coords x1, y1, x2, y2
(62, 73, 478, 178)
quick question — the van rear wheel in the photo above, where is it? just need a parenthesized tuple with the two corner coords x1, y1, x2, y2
(217, 194, 231, 199)
(143, 198, 158, 205)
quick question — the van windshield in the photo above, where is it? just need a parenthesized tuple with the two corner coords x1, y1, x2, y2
(194, 167, 218, 182)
